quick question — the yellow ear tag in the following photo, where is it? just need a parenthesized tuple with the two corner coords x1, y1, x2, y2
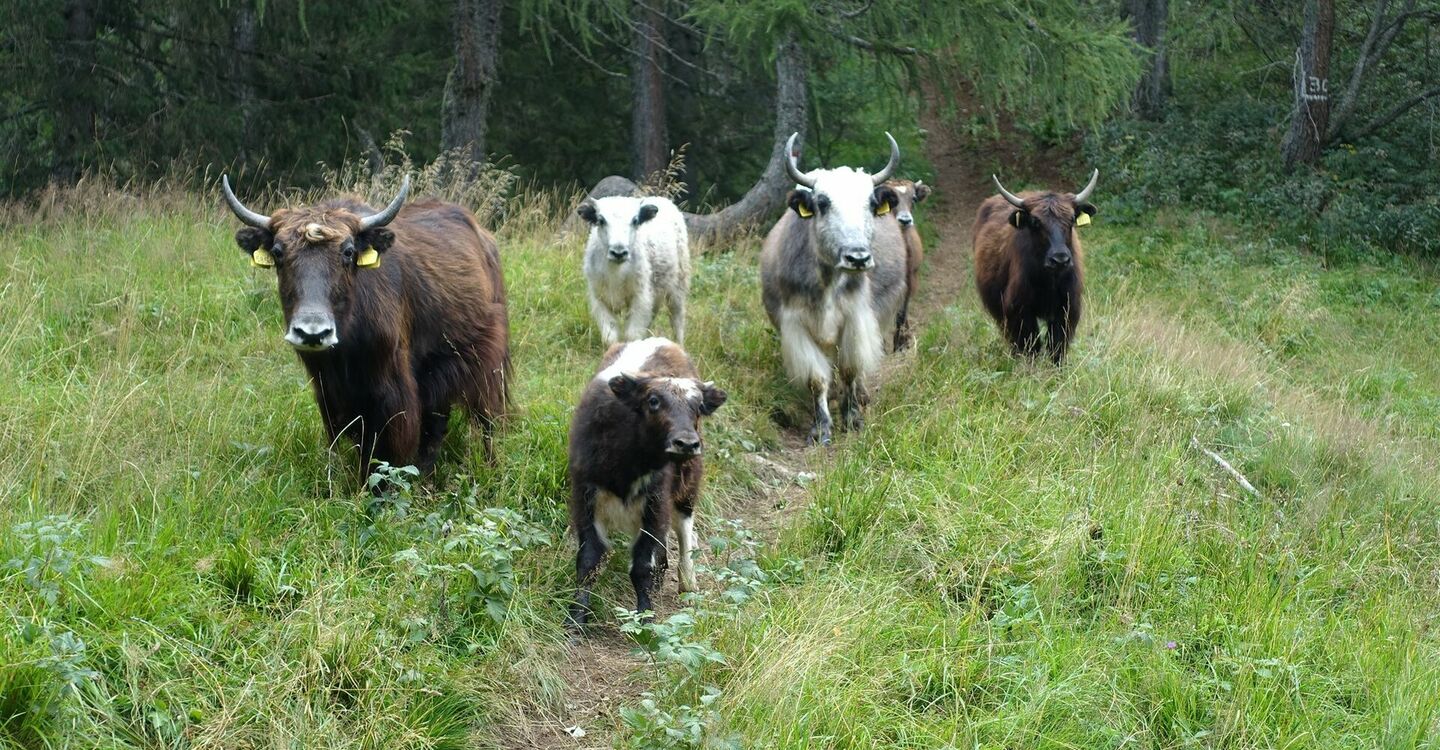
(356, 248, 381, 268)
(796, 204, 814, 218)
(875, 202, 891, 216)
(251, 248, 275, 268)
(1076, 213, 1091, 227)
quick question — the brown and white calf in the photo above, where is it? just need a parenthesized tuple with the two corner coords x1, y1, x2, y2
(566, 337, 727, 627)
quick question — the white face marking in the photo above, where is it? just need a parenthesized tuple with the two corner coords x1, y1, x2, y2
(807, 167, 879, 269)
(596, 337, 676, 382)
(588, 197, 650, 262)
(657, 377, 702, 400)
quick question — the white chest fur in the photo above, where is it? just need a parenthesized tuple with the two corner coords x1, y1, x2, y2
(591, 471, 658, 548)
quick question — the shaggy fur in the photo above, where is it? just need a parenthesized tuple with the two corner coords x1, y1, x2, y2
(578, 196, 690, 346)
(972, 190, 1091, 364)
(233, 197, 510, 478)
(566, 338, 726, 627)
(760, 169, 906, 445)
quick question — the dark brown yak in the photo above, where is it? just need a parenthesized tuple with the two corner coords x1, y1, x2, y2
(566, 337, 727, 628)
(884, 178, 930, 350)
(972, 170, 1097, 364)
(222, 175, 510, 477)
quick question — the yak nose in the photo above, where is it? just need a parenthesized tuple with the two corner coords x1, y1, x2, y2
(897, 212, 914, 226)
(839, 248, 874, 271)
(285, 312, 339, 350)
(608, 247, 630, 262)
(1046, 251, 1073, 270)
(668, 433, 702, 456)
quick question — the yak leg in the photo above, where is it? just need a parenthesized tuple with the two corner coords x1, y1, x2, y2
(667, 291, 686, 346)
(623, 283, 655, 342)
(838, 368, 867, 433)
(893, 300, 913, 352)
(589, 290, 623, 346)
(568, 487, 608, 630)
(671, 511, 698, 593)
(630, 492, 668, 619)
(778, 308, 834, 446)
(1005, 312, 1042, 359)
(1046, 314, 1072, 365)
(416, 404, 452, 476)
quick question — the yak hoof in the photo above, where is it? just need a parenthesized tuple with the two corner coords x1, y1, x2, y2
(808, 423, 832, 446)
(841, 408, 864, 432)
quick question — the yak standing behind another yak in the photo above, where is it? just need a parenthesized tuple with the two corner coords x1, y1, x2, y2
(222, 175, 510, 479)
(972, 170, 1098, 364)
(885, 178, 930, 350)
(577, 196, 690, 346)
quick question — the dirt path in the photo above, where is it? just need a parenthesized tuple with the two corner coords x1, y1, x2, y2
(517, 100, 1077, 749)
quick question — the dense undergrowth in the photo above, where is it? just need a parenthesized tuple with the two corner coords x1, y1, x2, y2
(2, 183, 1439, 748)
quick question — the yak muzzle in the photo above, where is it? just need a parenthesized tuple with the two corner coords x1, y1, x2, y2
(897, 212, 914, 227)
(607, 247, 630, 263)
(839, 249, 875, 272)
(286, 311, 339, 351)
(1045, 251, 1073, 272)
(667, 432, 702, 457)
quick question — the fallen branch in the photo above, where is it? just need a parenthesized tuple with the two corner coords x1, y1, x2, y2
(1191, 437, 1261, 498)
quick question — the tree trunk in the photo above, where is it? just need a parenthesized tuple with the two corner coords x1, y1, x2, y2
(53, 0, 98, 182)
(683, 33, 809, 244)
(230, 3, 259, 167)
(1280, 0, 1336, 170)
(441, 0, 503, 172)
(1125, 0, 1169, 120)
(630, 1, 668, 179)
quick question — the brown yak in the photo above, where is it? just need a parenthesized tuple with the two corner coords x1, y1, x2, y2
(972, 170, 1097, 364)
(566, 337, 727, 628)
(221, 175, 510, 478)
(884, 178, 930, 350)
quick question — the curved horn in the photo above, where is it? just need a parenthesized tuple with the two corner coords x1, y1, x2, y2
(221, 175, 271, 228)
(784, 132, 816, 189)
(1074, 168, 1099, 203)
(871, 131, 900, 185)
(357, 174, 412, 232)
(992, 175, 1026, 209)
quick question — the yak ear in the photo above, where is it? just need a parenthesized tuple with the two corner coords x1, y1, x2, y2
(699, 381, 728, 415)
(787, 189, 816, 219)
(235, 227, 272, 254)
(358, 226, 396, 254)
(609, 374, 643, 404)
(1077, 202, 1097, 217)
(634, 203, 659, 225)
(872, 185, 899, 216)
(577, 202, 599, 225)
(913, 181, 931, 202)
(1009, 210, 1030, 229)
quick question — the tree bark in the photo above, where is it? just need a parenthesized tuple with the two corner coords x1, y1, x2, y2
(630, 0, 668, 179)
(53, 0, 98, 182)
(1125, 0, 1169, 120)
(230, 2, 258, 167)
(1280, 0, 1336, 170)
(441, 0, 503, 173)
(683, 33, 809, 244)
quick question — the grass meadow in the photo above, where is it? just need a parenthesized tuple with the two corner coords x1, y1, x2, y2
(2, 184, 1440, 748)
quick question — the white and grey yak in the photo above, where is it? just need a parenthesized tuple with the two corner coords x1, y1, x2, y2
(760, 132, 906, 445)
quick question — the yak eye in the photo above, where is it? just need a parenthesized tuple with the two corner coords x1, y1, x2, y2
(271, 243, 284, 259)
(647, 394, 662, 410)
(597, 217, 607, 227)
(815, 195, 831, 214)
